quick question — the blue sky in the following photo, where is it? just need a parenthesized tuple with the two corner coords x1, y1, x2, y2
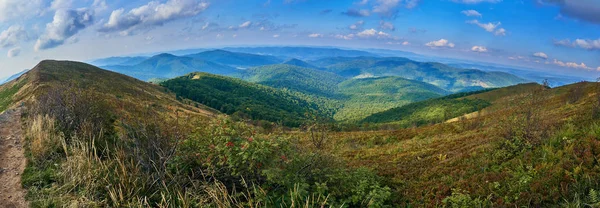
(0, 0, 599, 78)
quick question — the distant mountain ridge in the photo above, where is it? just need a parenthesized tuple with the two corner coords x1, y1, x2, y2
(89, 56, 148, 66)
(223, 46, 378, 60)
(313, 56, 528, 92)
(102, 53, 239, 81)
(185, 50, 283, 68)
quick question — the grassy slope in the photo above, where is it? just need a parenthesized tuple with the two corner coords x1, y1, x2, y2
(27, 60, 216, 119)
(315, 81, 600, 206)
(0, 76, 27, 112)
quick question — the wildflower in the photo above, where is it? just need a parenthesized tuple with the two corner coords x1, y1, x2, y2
(226, 141, 234, 147)
(248, 137, 254, 142)
(280, 155, 287, 161)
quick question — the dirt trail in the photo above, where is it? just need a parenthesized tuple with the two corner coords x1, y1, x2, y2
(0, 108, 28, 208)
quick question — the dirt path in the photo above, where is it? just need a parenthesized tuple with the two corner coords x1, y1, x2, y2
(0, 108, 28, 208)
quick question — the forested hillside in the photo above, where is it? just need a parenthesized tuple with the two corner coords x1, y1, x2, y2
(161, 72, 326, 127)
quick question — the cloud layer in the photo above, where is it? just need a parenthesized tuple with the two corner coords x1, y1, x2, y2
(100, 0, 209, 34)
(426, 39, 455, 48)
(35, 9, 94, 51)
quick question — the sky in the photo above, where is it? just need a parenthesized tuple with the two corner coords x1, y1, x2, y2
(0, 0, 599, 78)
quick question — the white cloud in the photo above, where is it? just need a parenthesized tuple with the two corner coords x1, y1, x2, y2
(402, 41, 410, 45)
(342, 9, 371, 17)
(461, 10, 482, 17)
(553, 59, 592, 70)
(372, 0, 419, 16)
(335, 34, 355, 40)
(379, 20, 395, 31)
(597, 67, 600, 71)
(7, 47, 20, 57)
(0, 25, 28, 48)
(273, 34, 280, 38)
(494, 28, 506, 36)
(467, 20, 506, 36)
(452, 0, 501, 4)
(308, 33, 323, 38)
(467, 19, 499, 32)
(51, 0, 73, 10)
(471, 45, 487, 52)
(358, 0, 369, 5)
(239, 21, 252, 28)
(35, 9, 94, 51)
(100, 0, 209, 34)
(0, 0, 44, 22)
(373, 0, 400, 16)
(533, 52, 548, 59)
(356, 28, 392, 39)
(553, 38, 600, 50)
(425, 39, 455, 48)
(349, 20, 364, 30)
(92, 0, 108, 12)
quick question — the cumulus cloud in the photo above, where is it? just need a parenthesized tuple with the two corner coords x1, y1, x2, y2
(461, 10, 482, 17)
(35, 9, 94, 51)
(342, 9, 371, 17)
(0, 0, 44, 22)
(335, 28, 397, 40)
(349, 20, 364, 30)
(356, 28, 392, 39)
(452, 0, 501, 4)
(273, 34, 280, 38)
(467, 20, 506, 36)
(308, 33, 323, 38)
(7, 47, 20, 57)
(471, 45, 487, 52)
(402, 41, 410, 45)
(335, 34, 355, 40)
(239, 21, 252, 28)
(100, 0, 209, 34)
(533, 52, 548, 59)
(0, 25, 28, 48)
(425, 39, 455, 48)
(553, 59, 592, 70)
(51, 0, 73, 10)
(379, 20, 395, 31)
(554, 38, 600, 50)
(539, 0, 600, 24)
(467, 19, 499, 32)
(494, 28, 506, 36)
(373, 0, 400, 14)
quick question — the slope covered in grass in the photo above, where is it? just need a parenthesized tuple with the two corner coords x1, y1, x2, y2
(315, 81, 600, 206)
(19, 60, 391, 207)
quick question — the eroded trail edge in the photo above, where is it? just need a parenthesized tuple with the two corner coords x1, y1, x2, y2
(0, 108, 28, 208)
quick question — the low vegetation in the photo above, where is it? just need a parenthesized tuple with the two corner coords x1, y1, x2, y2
(5, 60, 600, 207)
